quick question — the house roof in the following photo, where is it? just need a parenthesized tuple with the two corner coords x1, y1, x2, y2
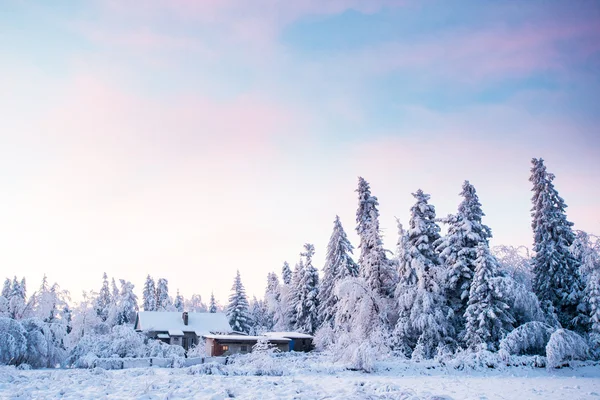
(135, 312, 231, 335)
(203, 334, 291, 343)
(264, 331, 314, 339)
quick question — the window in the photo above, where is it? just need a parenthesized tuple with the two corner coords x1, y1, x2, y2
(241, 345, 248, 352)
(222, 345, 229, 352)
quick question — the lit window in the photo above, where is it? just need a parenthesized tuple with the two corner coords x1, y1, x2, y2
(222, 345, 229, 351)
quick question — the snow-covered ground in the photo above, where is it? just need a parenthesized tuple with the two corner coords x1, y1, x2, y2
(1, 354, 599, 400)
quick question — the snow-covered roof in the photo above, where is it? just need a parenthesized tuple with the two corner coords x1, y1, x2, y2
(136, 312, 231, 335)
(203, 334, 291, 342)
(156, 333, 169, 339)
(168, 329, 184, 336)
(264, 331, 314, 339)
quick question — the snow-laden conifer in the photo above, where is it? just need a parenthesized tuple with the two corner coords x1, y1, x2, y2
(142, 275, 157, 311)
(227, 270, 252, 333)
(209, 292, 217, 313)
(356, 177, 396, 297)
(174, 289, 184, 312)
(319, 216, 358, 327)
(281, 262, 292, 285)
(113, 280, 138, 325)
(530, 158, 584, 330)
(156, 278, 172, 311)
(394, 190, 453, 358)
(295, 244, 320, 334)
(464, 244, 515, 351)
(436, 181, 492, 334)
(1, 278, 11, 299)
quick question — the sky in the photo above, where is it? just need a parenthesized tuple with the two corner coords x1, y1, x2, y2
(1, 0, 599, 306)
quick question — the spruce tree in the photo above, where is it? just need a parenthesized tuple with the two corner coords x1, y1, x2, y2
(464, 244, 515, 350)
(530, 158, 584, 330)
(156, 278, 172, 311)
(589, 272, 600, 337)
(395, 190, 453, 358)
(142, 275, 157, 311)
(115, 280, 139, 325)
(287, 259, 305, 329)
(282, 262, 292, 285)
(356, 177, 396, 297)
(174, 289, 184, 312)
(436, 181, 492, 335)
(295, 243, 320, 334)
(226, 270, 252, 333)
(209, 292, 217, 313)
(9, 276, 26, 319)
(319, 216, 358, 327)
(95, 273, 112, 321)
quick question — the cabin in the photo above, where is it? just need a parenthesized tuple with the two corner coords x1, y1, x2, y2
(203, 334, 291, 356)
(134, 311, 231, 350)
(264, 332, 314, 352)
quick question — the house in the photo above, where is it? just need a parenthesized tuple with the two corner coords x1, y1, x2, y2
(203, 334, 291, 356)
(264, 332, 314, 352)
(134, 311, 231, 350)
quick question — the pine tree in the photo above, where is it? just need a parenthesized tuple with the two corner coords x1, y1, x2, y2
(111, 278, 119, 301)
(436, 181, 492, 336)
(282, 262, 292, 285)
(95, 273, 112, 321)
(287, 259, 305, 329)
(1, 278, 11, 299)
(319, 216, 359, 327)
(9, 276, 26, 319)
(464, 244, 515, 350)
(394, 190, 453, 358)
(356, 177, 396, 298)
(264, 272, 280, 327)
(174, 289, 184, 312)
(209, 292, 217, 313)
(295, 244, 320, 334)
(530, 158, 584, 330)
(142, 275, 157, 311)
(156, 278, 172, 311)
(589, 272, 600, 337)
(226, 270, 252, 333)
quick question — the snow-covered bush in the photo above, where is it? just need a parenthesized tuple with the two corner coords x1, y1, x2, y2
(185, 341, 207, 358)
(313, 323, 335, 352)
(21, 318, 67, 368)
(0, 317, 27, 365)
(229, 337, 284, 376)
(546, 329, 589, 368)
(499, 322, 555, 356)
(491, 276, 545, 326)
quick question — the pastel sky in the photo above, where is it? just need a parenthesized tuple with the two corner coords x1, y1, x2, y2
(1, 0, 599, 305)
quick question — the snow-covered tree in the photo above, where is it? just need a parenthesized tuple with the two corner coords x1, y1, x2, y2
(186, 294, 207, 312)
(227, 270, 252, 333)
(9, 276, 27, 320)
(287, 259, 305, 329)
(588, 271, 600, 337)
(68, 291, 102, 348)
(1, 278, 11, 299)
(142, 275, 157, 312)
(0, 317, 27, 365)
(209, 292, 217, 313)
(249, 296, 271, 334)
(493, 245, 533, 290)
(111, 278, 119, 303)
(111, 280, 138, 325)
(156, 278, 173, 311)
(436, 181, 492, 334)
(281, 262, 292, 285)
(21, 317, 68, 368)
(174, 289, 184, 312)
(264, 272, 280, 328)
(394, 190, 453, 358)
(295, 243, 320, 334)
(464, 244, 515, 351)
(530, 158, 584, 330)
(319, 216, 359, 327)
(546, 329, 589, 368)
(94, 273, 112, 322)
(356, 177, 396, 298)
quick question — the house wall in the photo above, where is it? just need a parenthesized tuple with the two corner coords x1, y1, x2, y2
(210, 340, 289, 356)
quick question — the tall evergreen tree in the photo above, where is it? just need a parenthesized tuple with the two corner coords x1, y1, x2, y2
(1, 278, 11, 299)
(209, 292, 217, 313)
(394, 190, 453, 358)
(142, 275, 157, 311)
(295, 244, 320, 334)
(9, 276, 26, 319)
(319, 216, 359, 327)
(589, 272, 600, 337)
(464, 244, 515, 350)
(530, 158, 584, 330)
(287, 259, 305, 329)
(356, 177, 396, 297)
(436, 181, 492, 335)
(95, 273, 112, 321)
(111, 278, 120, 302)
(282, 262, 292, 285)
(226, 270, 252, 333)
(156, 278, 172, 311)
(174, 289, 184, 312)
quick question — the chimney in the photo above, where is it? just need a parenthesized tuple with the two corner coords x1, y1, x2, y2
(182, 312, 189, 326)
